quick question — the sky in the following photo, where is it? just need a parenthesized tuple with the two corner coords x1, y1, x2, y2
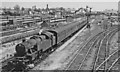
(0, 0, 119, 11)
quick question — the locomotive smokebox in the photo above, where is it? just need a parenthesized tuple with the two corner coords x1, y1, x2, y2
(15, 43, 26, 57)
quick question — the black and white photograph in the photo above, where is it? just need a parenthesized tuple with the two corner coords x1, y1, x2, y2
(0, 0, 119, 71)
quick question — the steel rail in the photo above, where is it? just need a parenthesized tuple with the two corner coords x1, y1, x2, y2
(65, 26, 118, 70)
(92, 28, 118, 71)
(78, 33, 103, 70)
(96, 30, 118, 70)
(104, 28, 118, 71)
(107, 57, 120, 71)
(95, 50, 118, 70)
(78, 28, 118, 70)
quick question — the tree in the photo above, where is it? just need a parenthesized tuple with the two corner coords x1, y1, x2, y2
(8, 8, 12, 11)
(28, 8, 31, 11)
(37, 8, 41, 12)
(3, 7, 7, 12)
(21, 7, 25, 16)
(14, 4, 20, 12)
(59, 7, 65, 11)
(21, 7, 25, 11)
(28, 8, 32, 14)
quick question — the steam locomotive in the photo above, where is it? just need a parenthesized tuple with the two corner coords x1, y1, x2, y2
(5, 18, 87, 70)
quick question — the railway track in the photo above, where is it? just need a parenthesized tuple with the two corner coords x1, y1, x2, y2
(95, 50, 119, 71)
(93, 30, 119, 71)
(64, 26, 118, 70)
(0, 28, 41, 45)
(64, 31, 103, 70)
(106, 32, 119, 71)
(79, 29, 118, 71)
(92, 29, 119, 71)
(0, 26, 39, 37)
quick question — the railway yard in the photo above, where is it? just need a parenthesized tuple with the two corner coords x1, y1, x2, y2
(0, 2, 119, 72)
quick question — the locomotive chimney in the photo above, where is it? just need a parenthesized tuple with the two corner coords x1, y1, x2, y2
(22, 38, 26, 42)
